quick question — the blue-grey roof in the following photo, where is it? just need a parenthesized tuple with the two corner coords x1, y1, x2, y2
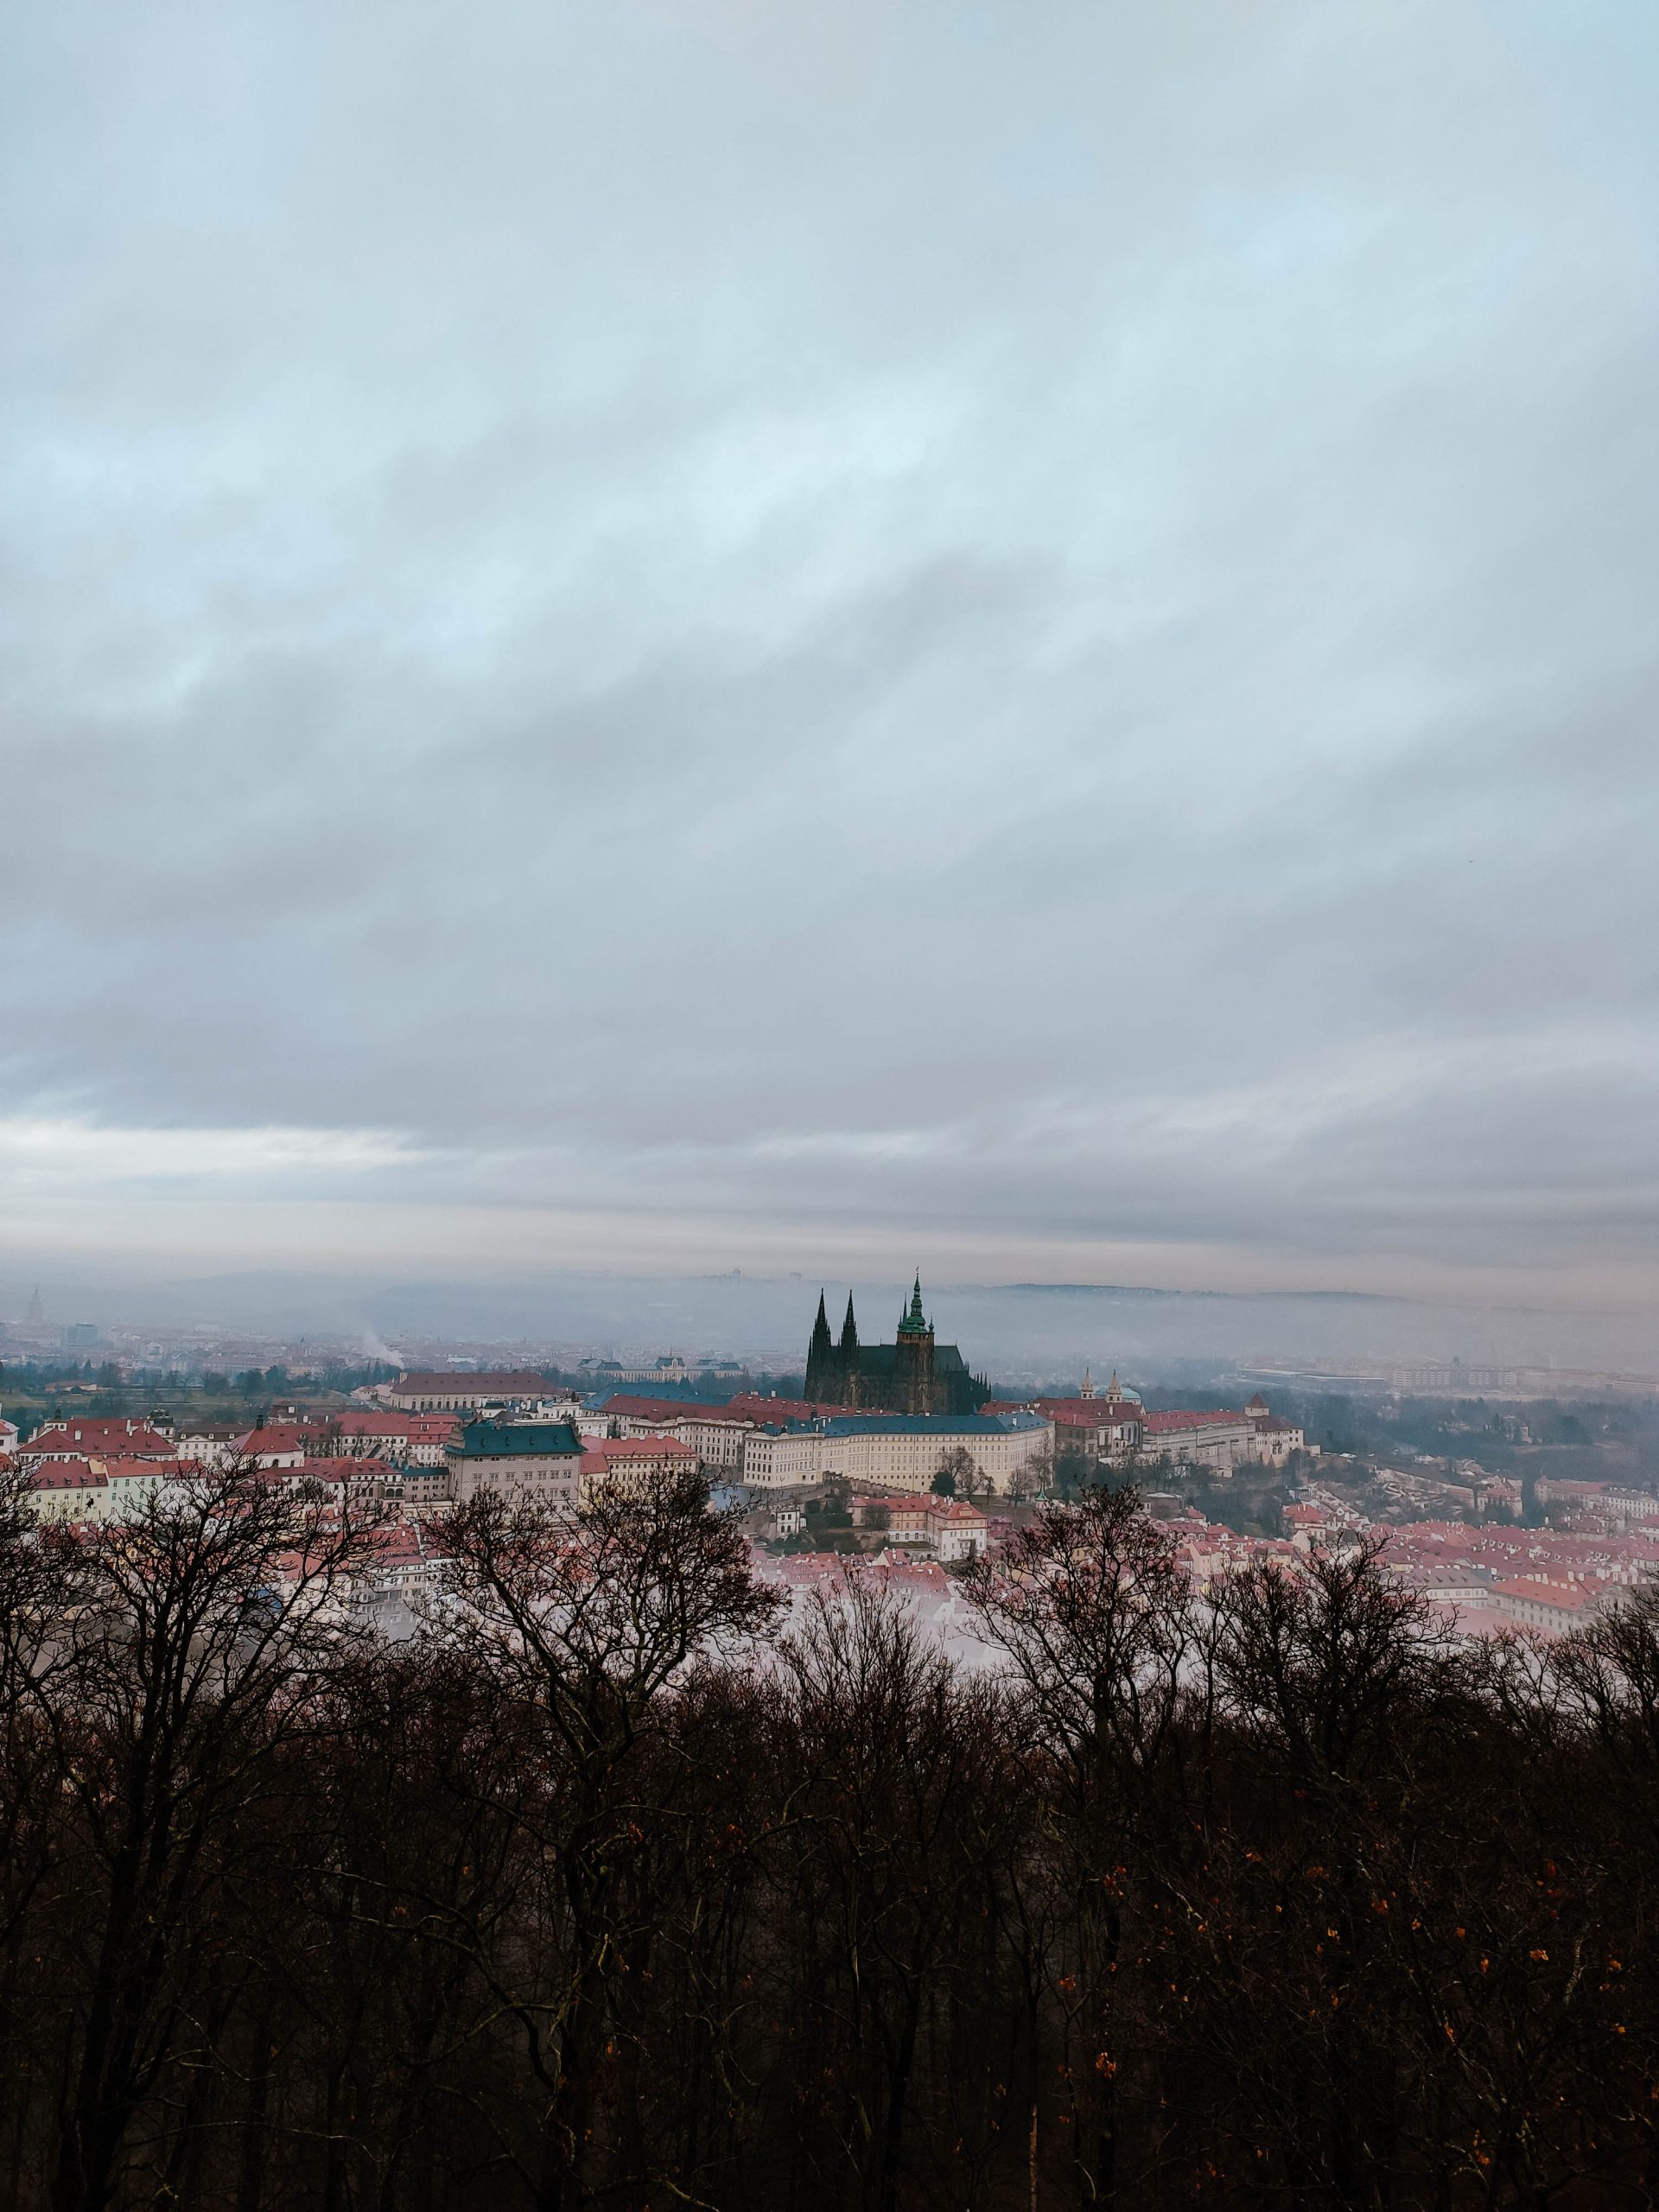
(448, 1421, 582, 1459)
(586, 1384, 732, 1409)
(818, 1414, 1033, 1440)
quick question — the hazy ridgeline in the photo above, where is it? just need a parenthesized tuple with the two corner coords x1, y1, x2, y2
(3, 1471, 1657, 2211)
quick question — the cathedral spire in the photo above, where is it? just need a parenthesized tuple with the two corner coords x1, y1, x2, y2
(839, 1294, 860, 1354)
(807, 1291, 833, 1389)
(897, 1272, 930, 1338)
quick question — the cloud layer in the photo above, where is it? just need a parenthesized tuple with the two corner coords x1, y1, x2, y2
(5, 0, 1659, 1307)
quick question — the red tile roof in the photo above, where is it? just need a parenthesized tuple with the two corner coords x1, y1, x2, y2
(237, 1423, 332, 1455)
(334, 1411, 416, 1439)
(29, 1456, 106, 1490)
(1046, 1402, 1142, 1429)
(602, 1395, 749, 1425)
(1494, 1577, 1597, 1611)
(22, 1419, 175, 1459)
(723, 1393, 846, 1423)
(605, 1394, 843, 1427)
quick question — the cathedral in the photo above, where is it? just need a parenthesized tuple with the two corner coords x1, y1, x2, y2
(804, 1275, 990, 1416)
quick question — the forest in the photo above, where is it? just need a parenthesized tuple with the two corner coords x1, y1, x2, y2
(2, 1464, 1657, 2211)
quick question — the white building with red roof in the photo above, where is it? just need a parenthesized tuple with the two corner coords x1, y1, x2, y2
(22, 1451, 200, 1522)
(1138, 1407, 1255, 1473)
(20, 1417, 175, 1463)
(233, 1422, 332, 1469)
(1244, 1395, 1307, 1464)
(982, 1380, 1303, 1473)
(352, 1520, 453, 1611)
(578, 1433, 699, 1501)
(389, 1370, 551, 1412)
(103, 1455, 193, 1513)
(598, 1394, 849, 1469)
(328, 1409, 460, 1466)
(848, 1491, 989, 1560)
(26, 1456, 109, 1521)
(1491, 1577, 1610, 1636)
(925, 1497, 989, 1561)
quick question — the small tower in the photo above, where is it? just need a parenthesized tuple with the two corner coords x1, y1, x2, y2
(1080, 1365, 1095, 1400)
(25, 1285, 44, 1326)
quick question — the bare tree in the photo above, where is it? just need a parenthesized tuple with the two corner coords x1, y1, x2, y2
(931, 1445, 986, 1500)
(439, 1466, 782, 2211)
(963, 1485, 1194, 1789)
(776, 1571, 1017, 2212)
(0, 1465, 82, 2197)
(35, 1461, 376, 2212)
(963, 1486, 1195, 2205)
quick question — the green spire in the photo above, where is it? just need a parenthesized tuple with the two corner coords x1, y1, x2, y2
(897, 1271, 929, 1337)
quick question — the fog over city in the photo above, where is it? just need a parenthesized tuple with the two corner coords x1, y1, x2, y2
(6, 0, 1659, 1332)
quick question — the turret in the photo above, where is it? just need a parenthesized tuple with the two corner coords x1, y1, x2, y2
(806, 1292, 835, 1397)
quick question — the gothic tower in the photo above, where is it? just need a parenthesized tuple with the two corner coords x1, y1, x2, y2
(805, 1290, 835, 1401)
(838, 1294, 861, 1408)
(893, 1272, 936, 1415)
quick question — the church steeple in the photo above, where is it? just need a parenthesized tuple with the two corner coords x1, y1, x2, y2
(839, 1294, 860, 1355)
(897, 1271, 929, 1338)
(806, 1291, 834, 1396)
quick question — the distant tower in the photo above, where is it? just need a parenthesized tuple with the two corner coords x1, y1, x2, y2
(894, 1272, 936, 1415)
(1080, 1365, 1095, 1400)
(805, 1291, 835, 1401)
(838, 1295, 861, 1408)
(25, 1286, 44, 1326)
(1104, 1370, 1123, 1403)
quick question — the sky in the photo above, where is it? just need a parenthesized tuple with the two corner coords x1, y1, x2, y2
(4, 0, 1659, 1325)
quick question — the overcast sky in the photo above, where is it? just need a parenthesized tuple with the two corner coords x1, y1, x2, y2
(4, 0, 1659, 1316)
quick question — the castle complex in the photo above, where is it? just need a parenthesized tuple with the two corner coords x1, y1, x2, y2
(804, 1275, 989, 1416)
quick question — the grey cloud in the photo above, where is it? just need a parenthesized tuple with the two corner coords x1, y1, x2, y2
(3, 0, 1659, 1310)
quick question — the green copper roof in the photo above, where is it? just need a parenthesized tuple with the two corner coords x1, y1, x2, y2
(896, 1272, 930, 1337)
